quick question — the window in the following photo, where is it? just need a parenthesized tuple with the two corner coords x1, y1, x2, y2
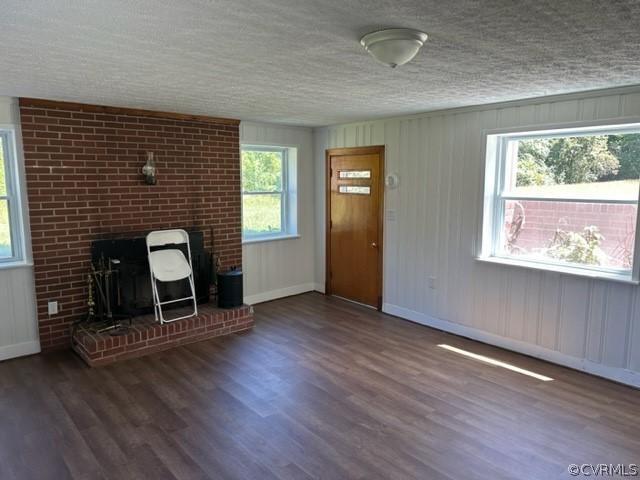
(480, 121, 640, 282)
(0, 128, 25, 264)
(338, 185, 370, 195)
(241, 145, 297, 241)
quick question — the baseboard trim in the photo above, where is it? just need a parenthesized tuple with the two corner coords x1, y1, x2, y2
(313, 282, 325, 294)
(0, 340, 41, 362)
(383, 303, 640, 388)
(244, 283, 316, 305)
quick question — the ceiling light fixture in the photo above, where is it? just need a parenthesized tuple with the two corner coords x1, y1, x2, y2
(360, 28, 428, 68)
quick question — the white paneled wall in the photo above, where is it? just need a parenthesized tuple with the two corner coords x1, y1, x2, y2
(0, 97, 39, 361)
(240, 122, 316, 304)
(314, 87, 640, 387)
(0, 266, 38, 360)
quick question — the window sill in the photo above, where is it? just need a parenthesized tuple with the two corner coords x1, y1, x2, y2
(475, 256, 639, 285)
(0, 260, 33, 271)
(242, 234, 301, 245)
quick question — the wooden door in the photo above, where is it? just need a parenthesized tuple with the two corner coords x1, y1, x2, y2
(326, 146, 384, 309)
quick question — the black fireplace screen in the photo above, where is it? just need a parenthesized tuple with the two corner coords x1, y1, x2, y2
(91, 230, 212, 317)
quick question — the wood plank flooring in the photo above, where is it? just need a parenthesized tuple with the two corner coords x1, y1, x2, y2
(1, 292, 638, 479)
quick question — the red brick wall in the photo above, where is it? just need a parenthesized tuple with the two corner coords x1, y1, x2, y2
(506, 200, 637, 267)
(19, 99, 242, 352)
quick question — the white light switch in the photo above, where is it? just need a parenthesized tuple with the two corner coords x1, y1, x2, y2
(428, 277, 437, 289)
(48, 301, 58, 315)
(386, 209, 396, 221)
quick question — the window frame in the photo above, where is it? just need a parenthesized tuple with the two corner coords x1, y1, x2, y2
(479, 119, 640, 284)
(0, 127, 26, 265)
(240, 145, 293, 242)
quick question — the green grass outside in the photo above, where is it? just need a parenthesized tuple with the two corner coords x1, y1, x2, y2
(242, 194, 282, 236)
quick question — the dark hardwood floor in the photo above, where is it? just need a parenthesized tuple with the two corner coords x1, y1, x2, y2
(1, 292, 638, 480)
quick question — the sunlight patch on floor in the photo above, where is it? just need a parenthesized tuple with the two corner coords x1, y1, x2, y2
(437, 344, 554, 381)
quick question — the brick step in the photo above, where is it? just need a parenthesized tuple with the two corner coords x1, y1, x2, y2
(72, 303, 253, 366)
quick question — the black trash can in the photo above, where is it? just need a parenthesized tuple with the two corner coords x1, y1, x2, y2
(217, 268, 243, 308)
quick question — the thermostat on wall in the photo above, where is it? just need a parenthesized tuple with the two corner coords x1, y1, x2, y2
(385, 173, 399, 189)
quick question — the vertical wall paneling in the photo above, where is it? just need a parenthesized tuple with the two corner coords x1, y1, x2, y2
(0, 97, 39, 361)
(629, 288, 640, 371)
(603, 285, 633, 369)
(314, 87, 640, 387)
(240, 122, 315, 304)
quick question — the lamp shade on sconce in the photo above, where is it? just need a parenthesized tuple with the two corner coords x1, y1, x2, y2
(360, 28, 428, 68)
(141, 151, 157, 185)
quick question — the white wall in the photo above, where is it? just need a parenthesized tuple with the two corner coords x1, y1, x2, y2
(240, 121, 317, 304)
(314, 86, 640, 387)
(0, 97, 39, 361)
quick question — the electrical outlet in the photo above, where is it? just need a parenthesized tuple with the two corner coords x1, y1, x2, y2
(48, 301, 58, 315)
(428, 276, 436, 289)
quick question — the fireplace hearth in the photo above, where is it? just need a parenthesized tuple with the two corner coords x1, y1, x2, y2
(90, 229, 213, 317)
(73, 303, 254, 366)
(72, 228, 253, 367)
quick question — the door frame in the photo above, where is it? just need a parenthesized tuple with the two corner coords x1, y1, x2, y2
(325, 145, 385, 310)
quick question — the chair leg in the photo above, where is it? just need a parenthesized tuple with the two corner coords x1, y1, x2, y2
(156, 283, 167, 324)
(149, 275, 198, 324)
(188, 273, 198, 317)
(149, 269, 160, 323)
(150, 276, 165, 324)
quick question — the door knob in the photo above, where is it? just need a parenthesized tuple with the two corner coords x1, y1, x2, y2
(371, 242, 378, 248)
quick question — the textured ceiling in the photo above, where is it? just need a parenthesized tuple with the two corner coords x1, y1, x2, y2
(1, 0, 640, 126)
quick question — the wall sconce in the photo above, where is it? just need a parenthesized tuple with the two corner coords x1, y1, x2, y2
(141, 152, 157, 185)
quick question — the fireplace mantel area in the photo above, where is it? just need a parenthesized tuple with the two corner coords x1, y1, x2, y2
(19, 98, 253, 363)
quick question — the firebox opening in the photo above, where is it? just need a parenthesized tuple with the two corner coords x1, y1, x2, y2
(90, 229, 212, 317)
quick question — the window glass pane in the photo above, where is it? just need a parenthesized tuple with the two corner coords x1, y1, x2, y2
(0, 199, 12, 259)
(505, 133, 640, 201)
(339, 170, 371, 179)
(0, 136, 6, 196)
(500, 199, 636, 270)
(241, 150, 282, 193)
(338, 185, 370, 195)
(242, 193, 282, 235)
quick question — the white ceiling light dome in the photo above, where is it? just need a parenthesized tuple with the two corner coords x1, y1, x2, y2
(360, 28, 428, 68)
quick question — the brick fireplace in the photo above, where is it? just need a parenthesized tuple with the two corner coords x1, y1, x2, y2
(20, 98, 250, 353)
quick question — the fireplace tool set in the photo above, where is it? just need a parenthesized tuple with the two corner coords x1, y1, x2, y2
(77, 256, 132, 335)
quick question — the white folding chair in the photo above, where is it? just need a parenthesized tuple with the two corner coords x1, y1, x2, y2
(146, 229, 198, 324)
